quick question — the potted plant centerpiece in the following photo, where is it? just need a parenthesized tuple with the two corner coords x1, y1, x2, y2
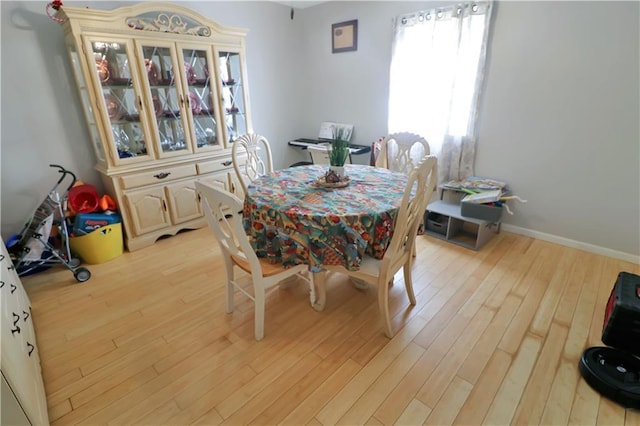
(326, 127, 350, 183)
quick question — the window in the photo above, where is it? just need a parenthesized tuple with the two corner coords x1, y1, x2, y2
(388, 2, 493, 180)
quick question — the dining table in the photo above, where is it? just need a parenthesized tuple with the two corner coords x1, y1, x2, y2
(242, 163, 411, 310)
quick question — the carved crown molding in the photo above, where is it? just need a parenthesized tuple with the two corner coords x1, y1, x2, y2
(126, 12, 211, 37)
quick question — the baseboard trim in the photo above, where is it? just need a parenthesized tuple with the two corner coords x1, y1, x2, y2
(501, 224, 640, 264)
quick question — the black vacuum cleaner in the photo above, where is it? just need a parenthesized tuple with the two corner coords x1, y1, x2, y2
(578, 271, 640, 409)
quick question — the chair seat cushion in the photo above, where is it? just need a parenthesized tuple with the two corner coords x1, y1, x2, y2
(231, 254, 293, 277)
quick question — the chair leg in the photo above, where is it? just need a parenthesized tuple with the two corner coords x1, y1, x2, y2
(378, 277, 394, 338)
(308, 272, 316, 306)
(312, 270, 327, 311)
(254, 286, 266, 341)
(225, 258, 235, 314)
(403, 262, 416, 305)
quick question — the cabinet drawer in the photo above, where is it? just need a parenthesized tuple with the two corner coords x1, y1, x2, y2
(196, 158, 234, 175)
(120, 164, 196, 189)
(196, 155, 247, 175)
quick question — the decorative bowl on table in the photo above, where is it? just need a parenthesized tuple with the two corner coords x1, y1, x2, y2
(314, 170, 351, 188)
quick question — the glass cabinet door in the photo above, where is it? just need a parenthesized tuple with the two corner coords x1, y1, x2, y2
(215, 48, 249, 145)
(86, 38, 153, 163)
(137, 41, 192, 157)
(66, 37, 106, 165)
(180, 46, 222, 152)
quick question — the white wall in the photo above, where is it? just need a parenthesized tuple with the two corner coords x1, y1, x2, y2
(2, 1, 638, 259)
(476, 1, 640, 258)
(293, 0, 640, 259)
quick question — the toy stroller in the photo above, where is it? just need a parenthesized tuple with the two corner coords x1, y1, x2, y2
(9, 164, 91, 282)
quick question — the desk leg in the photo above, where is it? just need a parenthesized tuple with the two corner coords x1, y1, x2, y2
(312, 270, 327, 312)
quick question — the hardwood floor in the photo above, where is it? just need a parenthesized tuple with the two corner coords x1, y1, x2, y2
(21, 228, 640, 425)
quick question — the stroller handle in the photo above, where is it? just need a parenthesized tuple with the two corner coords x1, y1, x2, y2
(50, 164, 77, 192)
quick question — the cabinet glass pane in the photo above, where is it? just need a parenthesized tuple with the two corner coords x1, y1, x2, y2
(92, 41, 150, 160)
(67, 43, 105, 163)
(218, 51, 247, 144)
(182, 48, 220, 149)
(142, 45, 188, 154)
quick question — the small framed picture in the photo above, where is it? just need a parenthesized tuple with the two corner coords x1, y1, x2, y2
(332, 19, 358, 53)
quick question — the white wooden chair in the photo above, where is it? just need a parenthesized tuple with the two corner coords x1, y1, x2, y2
(195, 180, 313, 341)
(323, 155, 438, 338)
(376, 132, 430, 174)
(376, 132, 432, 253)
(231, 133, 274, 195)
(307, 143, 352, 165)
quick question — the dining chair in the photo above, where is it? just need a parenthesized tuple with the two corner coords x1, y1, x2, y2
(231, 133, 274, 195)
(324, 155, 438, 338)
(307, 143, 352, 165)
(195, 180, 314, 341)
(375, 132, 431, 174)
(376, 132, 432, 251)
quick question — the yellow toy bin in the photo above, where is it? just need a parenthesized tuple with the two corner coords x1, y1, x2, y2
(69, 223, 123, 264)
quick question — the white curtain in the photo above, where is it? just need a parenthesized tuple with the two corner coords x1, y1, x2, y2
(388, 2, 493, 183)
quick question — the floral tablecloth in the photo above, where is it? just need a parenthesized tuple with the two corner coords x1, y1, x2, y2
(243, 164, 408, 271)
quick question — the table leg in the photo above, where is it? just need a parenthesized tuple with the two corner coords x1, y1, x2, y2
(351, 278, 369, 290)
(312, 270, 327, 312)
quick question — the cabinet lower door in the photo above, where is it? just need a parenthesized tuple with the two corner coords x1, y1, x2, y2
(228, 171, 245, 200)
(124, 186, 172, 236)
(165, 180, 200, 225)
(197, 171, 231, 213)
(198, 171, 230, 192)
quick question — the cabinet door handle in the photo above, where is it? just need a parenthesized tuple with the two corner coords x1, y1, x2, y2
(153, 172, 171, 179)
(0, 254, 4, 261)
(23, 310, 30, 321)
(10, 283, 16, 294)
(0, 280, 4, 288)
(222, 160, 232, 167)
(7, 264, 14, 271)
(12, 312, 20, 326)
(27, 342, 35, 357)
(11, 325, 20, 335)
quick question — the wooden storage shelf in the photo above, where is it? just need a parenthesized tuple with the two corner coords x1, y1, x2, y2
(424, 200, 499, 250)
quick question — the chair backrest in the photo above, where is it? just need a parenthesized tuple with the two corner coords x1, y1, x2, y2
(376, 132, 430, 174)
(383, 155, 438, 263)
(195, 180, 262, 278)
(232, 133, 274, 194)
(307, 143, 352, 165)
(307, 143, 332, 165)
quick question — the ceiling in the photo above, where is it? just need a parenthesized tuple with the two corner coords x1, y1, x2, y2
(271, 1, 327, 9)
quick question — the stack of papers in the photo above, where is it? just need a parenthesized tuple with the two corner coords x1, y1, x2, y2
(442, 176, 507, 191)
(461, 189, 502, 204)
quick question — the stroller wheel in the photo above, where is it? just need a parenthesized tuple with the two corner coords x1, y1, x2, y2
(74, 267, 91, 282)
(68, 257, 81, 268)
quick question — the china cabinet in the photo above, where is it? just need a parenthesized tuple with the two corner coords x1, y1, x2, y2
(57, 3, 251, 250)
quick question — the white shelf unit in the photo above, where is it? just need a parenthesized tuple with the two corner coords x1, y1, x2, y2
(424, 200, 500, 250)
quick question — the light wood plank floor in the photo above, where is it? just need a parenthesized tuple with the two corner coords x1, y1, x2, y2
(21, 228, 640, 425)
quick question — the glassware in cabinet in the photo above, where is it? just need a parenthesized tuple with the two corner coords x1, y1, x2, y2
(137, 42, 192, 157)
(216, 49, 249, 144)
(65, 38, 107, 165)
(87, 38, 154, 162)
(180, 46, 222, 151)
